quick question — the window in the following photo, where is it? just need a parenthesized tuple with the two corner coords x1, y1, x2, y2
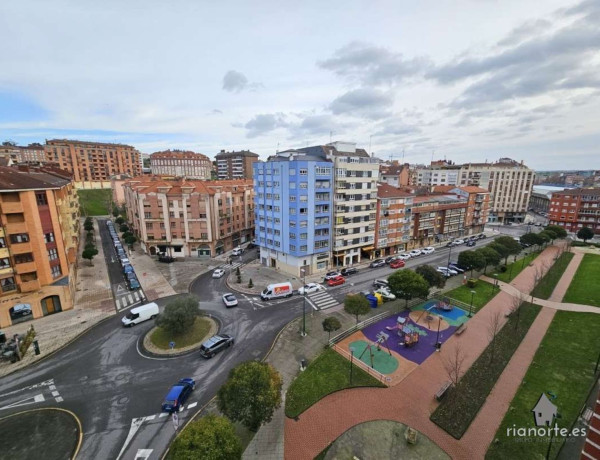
(316, 167, 331, 175)
(36, 192, 48, 205)
(290, 196, 296, 202)
(201, 233, 208, 239)
(169, 211, 175, 218)
(290, 244, 296, 251)
(290, 208, 296, 215)
(289, 168, 296, 175)
(0, 258, 10, 268)
(290, 182, 296, 189)
(300, 233, 307, 240)
(144, 212, 152, 219)
(1, 277, 16, 292)
(299, 169, 308, 175)
(300, 221, 308, 227)
(0, 237, 5, 248)
(48, 248, 58, 260)
(51, 265, 62, 278)
(289, 233, 296, 239)
(299, 208, 307, 215)
(300, 245, 307, 252)
(145, 222, 153, 230)
(300, 195, 308, 202)
(10, 233, 29, 243)
(300, 182, 308, 189)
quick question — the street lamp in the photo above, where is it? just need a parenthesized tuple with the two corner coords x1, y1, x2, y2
(521, 249, 528, 270)
(300, 268, 307, 337)
(494, 273, 499, 293)
(435, 315, 442, 350)
(349, 346, 355, 384)
(468, 290, 476, 317)
(446, 241, 453, 269)
(508, 254, 517, 281)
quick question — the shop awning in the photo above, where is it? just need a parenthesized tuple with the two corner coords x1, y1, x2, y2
(361, 246, 375, 251)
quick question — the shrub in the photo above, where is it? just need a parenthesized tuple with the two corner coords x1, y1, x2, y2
(466, 278, 477, 288)
(248, 278, 253, 288)
(499, 265, 507, 273)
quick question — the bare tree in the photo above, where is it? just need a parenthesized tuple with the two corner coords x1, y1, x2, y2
(510, 291, 528, 331)
(443, 342, 466, 387)
(487, 311, 503, 364)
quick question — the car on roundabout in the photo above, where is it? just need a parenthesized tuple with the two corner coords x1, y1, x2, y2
(161, 378, 195, 413)
(327, 275, 345, 287)
(212, 268, 225, 278)
(222, 293, 238, 307)
(298, 283, 323, 295)
(199, 334, 234, 358)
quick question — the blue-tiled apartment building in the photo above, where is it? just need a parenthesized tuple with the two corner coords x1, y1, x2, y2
(254, 150, 333, 276)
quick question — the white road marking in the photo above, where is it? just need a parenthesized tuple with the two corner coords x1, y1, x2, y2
(116, 284, 126, 294)
(187, 402, 198, 409)
(127, 294, 133, 303)
(0, 393, 45, 411)
(0, 379, 54, 398)
(51, 391, 59, 397)
(134, 449, 153, 460)
(159, 412, 168, 417)
(49, 385, 56, 391)
(145, 414, 156, 420)
(116, 417, 146, 460)
(55, 396, 63, 402)
(133, 291, 140, 302)
(115, 298, 122, 309)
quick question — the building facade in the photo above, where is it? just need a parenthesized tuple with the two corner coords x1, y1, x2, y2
(45, 139, 141, 182)
(379, 162, 411, 187)
(0, 143, 47, 164)
(216, 150, 259, 180)
(409, 194, 469, 248)
(149, 150, 212, 179)
(0, 166, 79, 328)
(254, 151, 333, 276)
(374, 184, 413, 257)
(548, 188, 600, 234)
(124, 178, 254, 258)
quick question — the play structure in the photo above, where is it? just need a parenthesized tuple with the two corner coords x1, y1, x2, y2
(385, 317, 421, 348)
(357, 331, 393, 368)
(436, 298, 453, 312)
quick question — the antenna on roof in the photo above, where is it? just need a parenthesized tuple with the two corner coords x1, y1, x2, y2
(329, 130, 332, 143)
(276, 142, 279, 153)
(431, 150, 435, 163)
(402, 148, 405, 162)
(369, 135, 373, 157)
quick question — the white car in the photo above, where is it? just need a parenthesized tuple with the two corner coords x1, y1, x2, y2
(409, 249, 422, 257)
(222, 293, 238, 307)
(232, 247, 244, 256)
(323, 271, 342, 281)
(454, 239, 465, 245)
(212, 268, 225, 278)
(422, 247, 435, 255)
(436, 267, 452, 277)
(397, 253, 411, 260)
(374, 288, 396, 301)
(298, 283, 323, 295)
(437, 266, 458, 276)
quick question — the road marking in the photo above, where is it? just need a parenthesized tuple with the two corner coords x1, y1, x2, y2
(116, 285, 126, 294)
(0, 379, 54, 398)
(0, 393, 45, 411)
(51, 391, 59, 397)
(187, 402, 198, 409)
(159, 412, 168, 417)
(134, 449, 153, 460)
(133, 292, 140, 302)
(49, 385, 56, 391)
(56, 396, 63, 402)
(145, 414, 156, 421)
(127, 294, 133, 304)
(116, 417, 146, 460)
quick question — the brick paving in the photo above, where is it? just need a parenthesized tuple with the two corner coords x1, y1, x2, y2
(283, 244, 583, 460)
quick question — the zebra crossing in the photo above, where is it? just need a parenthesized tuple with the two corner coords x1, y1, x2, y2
(307, 289, 339, 310)
(220, 262, 242, 271)
(115, 288, 146, 311)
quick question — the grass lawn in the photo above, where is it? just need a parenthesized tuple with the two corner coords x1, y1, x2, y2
(486, 311, 600, 459)
(431, 303, 541, 439)
(563, 253, 600, 306)
(78, 189, 112, 216)
(285, 348, 386, 418)
(150, 316, 212, 349)
(531, 252, 574, 300)
(495, 251, 540, 283)
(443, 280, 499, 313)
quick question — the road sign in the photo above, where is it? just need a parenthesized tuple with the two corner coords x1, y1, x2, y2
(169, 341, 175, 350)
(172, 412, 179, 431)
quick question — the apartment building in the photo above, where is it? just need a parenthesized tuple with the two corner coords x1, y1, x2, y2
(0, 166, 79, 328)
(123, 178, 254, 258)
(45, 139, 141, 183)
(254, 150, 333, 276)
(0, 143, 47, 164)
(433, 185, 491, 234)
(149, 150, 212, 179)
(374, 184, 413, 257)
(409, 194, 469, 248)
(379, 162, 411, 187)
(215, 150, 259, 180)
(548, 188, 600, 234)
(416, 158, 534, 224)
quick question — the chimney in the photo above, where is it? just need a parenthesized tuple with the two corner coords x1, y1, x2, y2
(221, 149, 225, 153)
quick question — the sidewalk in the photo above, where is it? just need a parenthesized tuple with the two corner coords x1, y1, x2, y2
(0, 218, 114, 378)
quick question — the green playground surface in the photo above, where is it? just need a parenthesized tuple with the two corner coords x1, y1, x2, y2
(350, 340, 399, 374)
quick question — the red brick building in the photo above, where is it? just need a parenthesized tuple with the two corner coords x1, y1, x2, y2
(548, 188, 600, 234)
(374, 184, 413, 256)
(581, 388, 600, 459)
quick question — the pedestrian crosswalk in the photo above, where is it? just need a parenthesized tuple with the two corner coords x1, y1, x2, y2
(307, 289, 339, 310)
(116, 289, 146, 311)
(220, 262, 242, 271)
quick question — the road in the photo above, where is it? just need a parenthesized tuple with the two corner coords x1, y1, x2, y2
(0, 223, 537, 459)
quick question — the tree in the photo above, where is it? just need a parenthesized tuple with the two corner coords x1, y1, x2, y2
(119, 224, 129, 233)
(492, 236, 522, 264)
(415, 265, 446, 288)
(236, 266, 242, 283)
(545, 225, 567, 239)
(124, 235, 137, 248)
(83, 220, 94, 232)
(541, 229, 557, 243)
(487, 310, 502, 363)
(112, 206, 120, 218)
(122, 231, 133, 240)
(537, 231, 552, 247)
(520, 232, 544, 249)
(457, 250, 486, 277)
(343, 294, 371, 324)
(322, 316, 342, 340)
(510, 291, 528, 332)
(247, 278, 253, 288)
(169, 414, 242, 460)
(577, 226, 594, 243)
(488, 242, 510, 265)
(84, 242, 96, 252)
(82, 247, 98, 266)
(443, 343, 466, 387)
(115, 216, 125, 225)
(217, 361, 282, 432)
(387, 269, 430, 309)
(475, 247, 501, 274)
(155, 295, 199, 335)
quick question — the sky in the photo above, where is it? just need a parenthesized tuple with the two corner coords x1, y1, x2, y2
(1, 0, 599, 170)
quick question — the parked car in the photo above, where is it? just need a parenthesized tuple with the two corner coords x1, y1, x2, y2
(161, 378, 195, 413)
(454, 239, 465, 245)
(409, 249, 422, 257)
(158, 254, 175, 263)
(222, 293, 238, 307)
(389, 259, 405, 269)
(123, 264, 134, 275)
(438, 266, 458, 275)
(369, 259, 386, 268)
(448, 263, 465, 273)
(466, 240, 476, 247)
(127, 276, 141, 290)
(445, 241, 455, 247)
(422, 247, 435, 255)
(106, 221, 113, 227)
(477, 234, 486, 239)
(372, 279, 389, 289)
(199, 334, 234, 358)
(374, 287, 396, 301)
(247, 243, 257, 249)
(327, 275, 346, 287)
(212, 268, 225, 278)
(535, 222, 542, 226)
(397, 253, 411, 260)
(232, 247, 244, 256)
(298, 283, 323, 295)
(11, 303, 32, 317)
(340, 267, 358, 276)
(324, 271, 341, 281)
(385, 256, 397, 264)
(436, 267, 452, 277)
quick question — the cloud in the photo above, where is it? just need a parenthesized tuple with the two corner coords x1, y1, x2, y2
(373, 118, 421, 137)
(244, 113, 287, 138)
(222, 70, 249, 92)
(329, 88, 393, 120)
(318, 41, 431, 86)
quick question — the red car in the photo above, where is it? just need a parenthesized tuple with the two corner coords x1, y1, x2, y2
(327, 275, 346, 287)
(390, 259, 405, 269)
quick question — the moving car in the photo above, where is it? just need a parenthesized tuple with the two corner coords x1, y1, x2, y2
(372, 279, 389, 289)
(422, 247, 435, 255)
(324, 271, 342, 281)
(340, 267, 358, 276)
(261, 282, 293, 300)
(389, 259, 405, 269)
(232, 247, 244, 256)
(298, 283, 323, 295)
(222, 293, 238, 307)
(409, 249, 421, 257)
(369, 259, 386, 268)
(477, 234, 486, 239)
(199, 334, 234, 358)
(161, 378, 195, 413)
(374, 287, 396, 301)
(121, 302, 159, 327)
(212, 268, 225, 278)
(327, 275, 345, 287)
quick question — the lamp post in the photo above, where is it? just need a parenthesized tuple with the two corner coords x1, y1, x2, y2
(521, 249, 528, 270)
(349, 346, 355, 384)
(300, 268, 307, 337)
(447, 241, 453, 269)
(435, 315, 442, 350)
(468, 290, 476, 317)
(508, 254, 516, 281)
(494, 273, 499, 293)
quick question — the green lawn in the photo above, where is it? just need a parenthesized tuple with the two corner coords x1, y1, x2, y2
(443, 280, 499, 313)
(495, 251, 540, 283)
(562, 253, 600, 306)
(150, 316, 212, 349)
(530, 252, 574, 300)
(431, 303, 541, 439)
(486, 311, 600, 459)
(78, 189, 112, 216)
(285, 348, 386, 418)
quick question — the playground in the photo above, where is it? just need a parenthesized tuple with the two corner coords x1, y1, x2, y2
(335, 300, 470, 385)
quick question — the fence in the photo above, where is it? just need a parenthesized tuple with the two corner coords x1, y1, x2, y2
(332, 344, 392, 385)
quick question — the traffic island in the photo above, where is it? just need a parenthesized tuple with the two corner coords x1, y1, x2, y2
(0, 408, 82, 460)
(142, 316, 218, 356)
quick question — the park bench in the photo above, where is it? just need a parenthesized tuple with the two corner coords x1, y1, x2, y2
(455, 323, 467, 335)
(435, 381, 453, 401)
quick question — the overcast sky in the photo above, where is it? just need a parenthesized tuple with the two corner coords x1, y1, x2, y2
(1, 0, 599, 170)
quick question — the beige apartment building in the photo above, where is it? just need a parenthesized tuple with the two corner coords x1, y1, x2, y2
(45, 139, 141, 183)
(150, 150, 212, 179)
(0, 143, 47, 164)
(215, 150, 259, 180)
(0, 165, 79, 327)
(123, 178, 254, 258)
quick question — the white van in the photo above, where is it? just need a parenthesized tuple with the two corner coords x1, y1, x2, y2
(122, 302, 159, 327)
(260, 282, 293, 301)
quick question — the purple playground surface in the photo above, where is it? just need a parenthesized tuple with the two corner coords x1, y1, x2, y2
(362, 311, 458, 365)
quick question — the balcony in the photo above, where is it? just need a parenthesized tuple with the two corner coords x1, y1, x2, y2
(6, 222, 28, 234)
(19, 279, 41, 292)
(0, 201, 23, 214)
(15, 261, 37, 275)
(0, 266, 14, 276)
(0, 247, 8, 259)
(10, 242, 32, 254)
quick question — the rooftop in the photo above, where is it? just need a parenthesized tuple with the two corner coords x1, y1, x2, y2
(377, 183, 413, 198)
(45, 139, 137, 149)
(124, 177, 253, 196)
(0, 165, 72, 191)
(552, 188, 600, 197)
(215, 150, 259, 159)
(151, 150, 210, 160)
